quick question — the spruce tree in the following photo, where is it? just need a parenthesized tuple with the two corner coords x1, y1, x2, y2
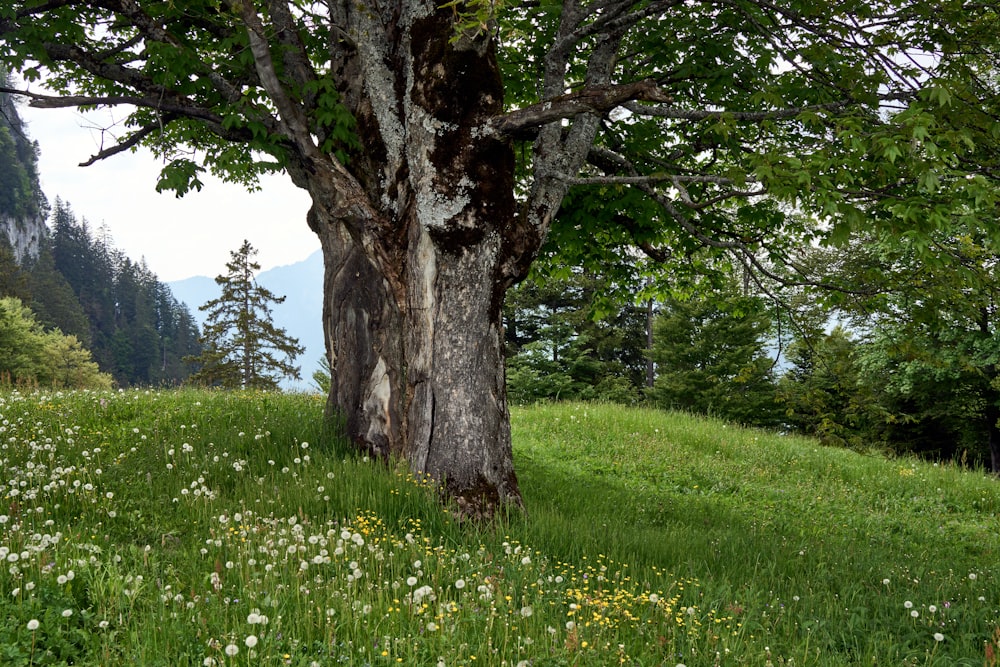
(187, 241, 303, 390)
(648, 277, 780, 428)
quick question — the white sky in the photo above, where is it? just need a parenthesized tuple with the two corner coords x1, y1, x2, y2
(18, 104, 318, 282)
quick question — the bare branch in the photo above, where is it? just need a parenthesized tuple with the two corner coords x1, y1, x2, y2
(562, 173, 746, 187)
(78, 120, 166, 166)
(612, 213, 673, 263)
(563, 0, 684, 51)
(671, 177, 767, 210)
(267, 0, 319, 95)
(623, 99, 850, 121)
(226, 0, 319, 159)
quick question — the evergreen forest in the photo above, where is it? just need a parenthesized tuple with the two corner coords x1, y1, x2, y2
(0, 88, 201, 387)
(0, 198, 203, 387)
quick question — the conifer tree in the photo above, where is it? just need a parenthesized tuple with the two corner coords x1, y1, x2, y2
(648, 277, 780, 428)
(188, 241, 303, 390)
(0, 235, 29, 300)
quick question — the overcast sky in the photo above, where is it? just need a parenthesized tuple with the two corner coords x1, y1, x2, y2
(19, 103, 319, 282)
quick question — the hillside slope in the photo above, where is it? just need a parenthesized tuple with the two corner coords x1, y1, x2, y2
(0, 393, 996, 664)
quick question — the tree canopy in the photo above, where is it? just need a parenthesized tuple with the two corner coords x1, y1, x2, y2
(0, 295, 112, 389)
(1, 1, 996, 266)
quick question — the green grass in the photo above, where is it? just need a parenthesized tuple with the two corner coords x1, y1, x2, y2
(0, 390, 997, 666)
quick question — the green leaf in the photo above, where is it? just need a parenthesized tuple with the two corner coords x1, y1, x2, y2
(155, 159, 205, 197)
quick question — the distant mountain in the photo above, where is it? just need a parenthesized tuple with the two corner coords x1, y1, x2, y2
(168, 249, 325, 390)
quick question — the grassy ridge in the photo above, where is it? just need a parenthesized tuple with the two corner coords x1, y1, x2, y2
(0, 390, 997, 666)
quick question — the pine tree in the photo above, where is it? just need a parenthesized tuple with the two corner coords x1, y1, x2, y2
(648, 276, 780, 428)
(26, 237, 91, 345)
(0, 235, 29, 300)
(187, 240, 303, 389)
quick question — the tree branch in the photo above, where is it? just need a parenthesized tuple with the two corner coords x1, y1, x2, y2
(0, 86, 223, 124)
(561, 173, 744, 187)
(226, 0, 319, 160)
(491, 79, 671, 137)
(622, 99, 850, 121)
(77, 120, 167, 167)
(671, 177, 767, 210)
(266, 0, 319, 98)
(612, 213, 673, 263)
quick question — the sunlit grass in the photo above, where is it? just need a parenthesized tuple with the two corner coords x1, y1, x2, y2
(1, 391, 997, 665)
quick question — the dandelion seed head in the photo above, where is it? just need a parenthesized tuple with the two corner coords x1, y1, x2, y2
(27, 619, 39, 631)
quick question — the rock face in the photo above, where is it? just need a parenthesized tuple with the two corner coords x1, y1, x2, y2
(1, 211, 46, 262)
(0, 83, 48, 263)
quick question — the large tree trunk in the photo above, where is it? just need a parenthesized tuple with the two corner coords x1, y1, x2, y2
(302, 4, 528, 516)
(984, 391, 1000, 475)
(988, 413, 1000, 475)
(311, 209, 521, 515)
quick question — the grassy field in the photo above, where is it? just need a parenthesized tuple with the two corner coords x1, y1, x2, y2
(0, 390, 997, 666)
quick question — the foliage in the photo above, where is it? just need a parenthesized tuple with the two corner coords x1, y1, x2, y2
(310, 355, 331, 395)
(187, 240, 303, 390)
(779, 229, 1000, 470)
(0, 296, 111, 388)
(503, 1, 1000, 294)
(0, 390, 996, 664)
(504, 270, 647, 404)
(648, 276, 781, 427)
(777, 326, 886, 449)
(0, 2, 994, 299)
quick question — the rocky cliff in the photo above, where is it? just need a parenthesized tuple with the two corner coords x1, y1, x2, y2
(0, 79, 48, 263)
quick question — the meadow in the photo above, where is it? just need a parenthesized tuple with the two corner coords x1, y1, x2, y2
(0, 389, 997, 666)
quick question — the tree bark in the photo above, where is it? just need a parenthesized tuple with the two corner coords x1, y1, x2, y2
(301, 3, 525, 517)
(987, 408, 1000, 475)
